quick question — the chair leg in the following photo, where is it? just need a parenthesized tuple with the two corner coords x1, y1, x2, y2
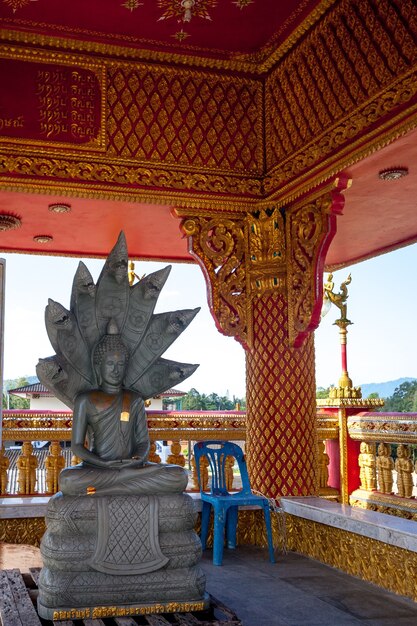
(226, 506, 238, 549)
(200, 502, 211, 551)
(263, 504, 275, 564)
(212, 507, 226, 566)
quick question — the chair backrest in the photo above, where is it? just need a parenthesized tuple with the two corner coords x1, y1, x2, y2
(193, 440, 252, 496)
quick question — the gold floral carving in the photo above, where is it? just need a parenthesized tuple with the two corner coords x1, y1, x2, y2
(179, 212, 248, 347)
(265, 0, 417, 197)
(177, 207, 290, 347)
(0, 517, 46, 548)
(178, 188, 342, 349)
(347, 414, 417, 444)
(286, 514, 417, 601)
(286, 178, 349, 348)
(0, 154, 262, 200)
(246, 208, 286, 299)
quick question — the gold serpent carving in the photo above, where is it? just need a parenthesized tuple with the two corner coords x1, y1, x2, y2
(286, 178, 349, 348)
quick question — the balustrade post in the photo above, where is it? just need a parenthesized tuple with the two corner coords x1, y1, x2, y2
(395, 444, 414, 498)
(45, 441, 66, 494)
(358, 441, 376, 491)
(0, 444, 9, 494)
(376, 443, 394, 494)
(17, 442, 38, 495)
(166, 441, 186, 467)
(149, 441, 161, 463)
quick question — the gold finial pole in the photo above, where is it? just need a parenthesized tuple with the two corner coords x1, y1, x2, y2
(323, 273, 360, 398)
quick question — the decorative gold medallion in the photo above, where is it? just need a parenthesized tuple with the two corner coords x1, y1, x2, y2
(120, 411, 130, 422)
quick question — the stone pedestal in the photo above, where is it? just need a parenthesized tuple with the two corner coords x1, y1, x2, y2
(38, 492, 208, 621)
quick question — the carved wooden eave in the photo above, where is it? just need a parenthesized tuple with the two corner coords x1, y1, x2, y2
(0, 1, 416, 266)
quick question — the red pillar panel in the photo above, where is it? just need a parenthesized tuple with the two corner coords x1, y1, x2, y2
(246, 293, 318, 499)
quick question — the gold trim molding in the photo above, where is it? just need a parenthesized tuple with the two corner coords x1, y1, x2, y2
(0, 1, 336, 75)
(350, 489, 417, 521)
(347, 413, 417, 444)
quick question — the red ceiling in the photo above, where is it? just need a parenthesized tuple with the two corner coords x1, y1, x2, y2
(0, 192, 191, 261)
(0, 0, 321, 61)
(1, 0, 416, 268)
(327, 127, 417, 269)
(0, 125, 416, 266)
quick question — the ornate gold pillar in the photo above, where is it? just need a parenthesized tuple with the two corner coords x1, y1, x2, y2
(246, 294, 317, 497)
(175, 176, 349, 499)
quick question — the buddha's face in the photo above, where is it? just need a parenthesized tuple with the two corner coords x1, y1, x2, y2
(100, 350, 128, 387)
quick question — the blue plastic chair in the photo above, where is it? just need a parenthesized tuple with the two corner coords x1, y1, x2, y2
(193, 440, 275, 566)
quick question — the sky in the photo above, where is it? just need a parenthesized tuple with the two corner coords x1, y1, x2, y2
(0, 241, 416, 398)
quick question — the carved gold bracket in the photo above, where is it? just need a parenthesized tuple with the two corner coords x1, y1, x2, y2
(286, 175, 350, 347)
(175, 176, 349, 350)
(177, 210, 249, 347)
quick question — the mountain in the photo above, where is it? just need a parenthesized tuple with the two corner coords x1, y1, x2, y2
(360, 378, 417, 399)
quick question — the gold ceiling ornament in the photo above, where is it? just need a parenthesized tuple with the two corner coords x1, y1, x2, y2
(172, 29, 190, 41)
(158, 0, 218, 25)
(121, 0, 144, 12)
(2, 0, 35, 13)
(233, 0, 253, 8)
(0, 213, 21, 231)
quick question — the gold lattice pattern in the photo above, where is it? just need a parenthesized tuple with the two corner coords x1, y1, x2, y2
(107, 67, 262, 173)
(246, 293, 318, 499)
(265, 0, 417, 171)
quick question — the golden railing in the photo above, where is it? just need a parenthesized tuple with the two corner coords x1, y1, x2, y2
(0, 409, 247, 496)
(0, 409, 337, 497)
(347, 412, 417, 519)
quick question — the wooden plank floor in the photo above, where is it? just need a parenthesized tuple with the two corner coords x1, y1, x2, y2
(0, 568, 242, 626)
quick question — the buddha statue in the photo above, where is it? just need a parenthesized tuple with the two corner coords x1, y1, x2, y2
(58, 320, 187, 497)
(37, 232, 208, 620)
(37, 231, 200, 497)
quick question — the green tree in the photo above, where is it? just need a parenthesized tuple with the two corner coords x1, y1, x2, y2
(384, 381, 417, 412)
(4, 377, 31, 410)
(316, 386, 330, 399)
(181, 388, 246, 411)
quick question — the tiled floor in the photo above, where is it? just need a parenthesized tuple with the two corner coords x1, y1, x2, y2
(2, 543, 417, 626)
(201, 546, 417, 626)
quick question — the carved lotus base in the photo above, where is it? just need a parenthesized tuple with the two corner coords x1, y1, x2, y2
(37, 492, 207, 620)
